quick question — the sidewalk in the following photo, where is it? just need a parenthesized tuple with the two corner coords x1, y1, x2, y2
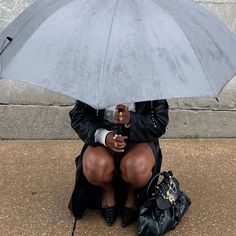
(0, 139, 235, 236)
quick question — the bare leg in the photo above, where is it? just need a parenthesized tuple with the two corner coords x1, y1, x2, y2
(120, 143, 155, 208)
(83, 146, 115, 207)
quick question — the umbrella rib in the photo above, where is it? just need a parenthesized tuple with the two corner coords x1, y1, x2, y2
(97, 0, 120, 104)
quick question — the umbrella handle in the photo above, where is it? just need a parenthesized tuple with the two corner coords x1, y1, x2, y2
(0, 36, 13, 77)
(0, 36, 13, 56)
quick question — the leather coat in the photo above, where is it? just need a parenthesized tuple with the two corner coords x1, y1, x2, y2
(68, 99, 169, 219)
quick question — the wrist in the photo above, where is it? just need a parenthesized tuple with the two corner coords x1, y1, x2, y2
(94, 128, 112, 146)
(125, 115, 131, 128)
(105, 131, 114, 146)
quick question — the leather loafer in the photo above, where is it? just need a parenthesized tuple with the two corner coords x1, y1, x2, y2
(122, 207, 139, 227)
(101, 206, 117, 226)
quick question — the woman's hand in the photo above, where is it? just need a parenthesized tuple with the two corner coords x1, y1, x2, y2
(105, 132, 128, 152)
(115, 104, 131, 125)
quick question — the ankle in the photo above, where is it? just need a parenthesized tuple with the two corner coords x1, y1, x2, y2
(125, 187, 137, 209)
(101, 185, 115, 207)
(102, 183, 114, 193)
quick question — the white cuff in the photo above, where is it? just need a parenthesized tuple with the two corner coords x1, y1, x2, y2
(94, 128, 112, 146)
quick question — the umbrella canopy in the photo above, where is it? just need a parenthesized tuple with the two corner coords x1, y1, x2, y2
(0, 0, 236, 109)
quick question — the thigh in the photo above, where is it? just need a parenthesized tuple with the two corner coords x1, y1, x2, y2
(121, 143, 155, 172)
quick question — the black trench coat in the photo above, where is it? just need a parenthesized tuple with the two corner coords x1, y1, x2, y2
(68, 99, 169, 219)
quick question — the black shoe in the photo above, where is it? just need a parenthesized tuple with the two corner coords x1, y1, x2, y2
(101, 206, 117, 226)
(122, 207, 139, 227)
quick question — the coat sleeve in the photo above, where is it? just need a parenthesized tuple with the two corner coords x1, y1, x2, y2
(69, 100, 99, 145)
(129, 100, 169, 142)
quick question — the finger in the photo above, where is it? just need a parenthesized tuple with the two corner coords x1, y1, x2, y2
(113, 134, 124, 141)
(119, 144, 126, 149)
(116, 142, 126, 149)
(115, 112, 129, 124)
(112, 148, 125, 153)
(116, 140, 126, 145)
(114, 113, 124, 123)
(115, 136, 127, 142)
(119, 117, 127, 124)
(116, 120, 126, 124)
(115, 135, 128, 141)
(114, 142, 126, 149)
(112, 134, 119, 140)
(114, 141, 118, 148)
(115, 111, 128, 116)
(117, 104, 127, 111)
(110, 144, 125, 152)
(113, 139, 125, 146)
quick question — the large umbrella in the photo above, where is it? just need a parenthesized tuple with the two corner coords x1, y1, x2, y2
(0, 0, 236, 109)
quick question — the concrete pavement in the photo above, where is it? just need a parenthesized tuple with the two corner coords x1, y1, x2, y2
(0, 139, 235, 236)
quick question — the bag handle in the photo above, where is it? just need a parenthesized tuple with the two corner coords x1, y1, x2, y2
(147, 171, 173, 199)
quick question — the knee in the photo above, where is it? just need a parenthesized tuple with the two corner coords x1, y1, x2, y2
(120, 156, 152, 185)
(83, 154, 114, 184)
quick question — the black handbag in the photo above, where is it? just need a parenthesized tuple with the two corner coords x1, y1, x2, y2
(137, 171, 191, 236)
